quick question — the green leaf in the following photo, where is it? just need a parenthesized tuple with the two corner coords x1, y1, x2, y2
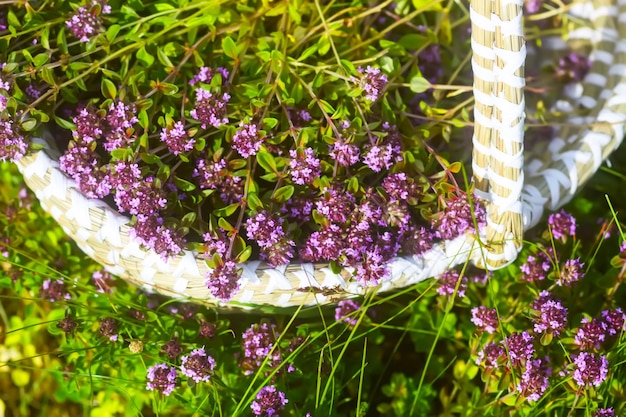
(136, 47, 155, 67)
(273, 185, 294, 203)
(410, 76, 431, 93)
(40, 26, 50, 49)
(218, 217, 235, 232)
(101, 78, 117, 99)
(140, 152, 160, 164)
(157, 47, 174, 67)
(33, 53, 49, 67)
(236, 246, 252, 263)
(54, 116, 76, 131)
(247, 192, 264, 211)
(213, 203, 240, 217)
(173, 176, 196, 192)
(256, 149, 278, 173)
(106, 24, 121, 42)
(262, 118, 278, 130)
(21, 118, 37, 131)
(222, 36, 238, 59)
(298, 45, 317, 61)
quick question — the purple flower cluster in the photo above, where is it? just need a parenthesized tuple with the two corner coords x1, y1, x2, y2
(194, 157, 244, 204)
(556, 258, 584, 286)
(99, 317, 119, 342)
(575, 309, 626, 349)
(246, 211, 295, 267)
(180, 347, 216, 383)
(431, 194, 486, 240)
(572, 352, 608, 388)
(517, 357, 552, 402)
(475, 343, 505, 368)
(382, 172, 418, 202)
(556, 53, 592, 83)
(161, 338, 183, 360)
(251, 385, 288, 417)
(160, 121, 195, 155)
(575, 317, 606, 350)
(520, 249, 552, 282)
(335, 299, 362, 326)
(531, 291, 568, 336)
(39, 279, 71, 302)
(0, 119, 28, 162)
(594, 409, 615, 417)
(59, 141, 110, 198)
(232, 122, 263, 158)
(240, 322, 282, 375)
(329, 140, 360, 167)
(130, 214, 185, 260)
(190, 88, 230, 128)
(289, 147, 321, 185)
(547, 210, 576, 240)
(504, 331, 535, 366)
(471, 306, 499, 334)
(205, 260, 241, 302)
(104, 101, 138, 151)
(189, 66, 229, 86)
(146, 363, 178, 396)
(66, 0, 111, 42)
(436, 270, 467, 298)
(56, 316, 78, 336)
(363, 123, 403, 172)
(352, 66, 388, 101)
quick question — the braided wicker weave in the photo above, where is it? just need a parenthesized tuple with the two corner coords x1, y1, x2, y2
(15, 0, 626, 309)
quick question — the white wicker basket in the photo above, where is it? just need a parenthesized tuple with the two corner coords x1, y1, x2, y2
(15, 0, 626, 308)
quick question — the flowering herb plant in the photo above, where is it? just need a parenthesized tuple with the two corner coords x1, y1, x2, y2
(0, 0, 488, 302)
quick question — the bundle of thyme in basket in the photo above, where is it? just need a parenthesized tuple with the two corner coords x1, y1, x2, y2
(0, 0, 489, 301)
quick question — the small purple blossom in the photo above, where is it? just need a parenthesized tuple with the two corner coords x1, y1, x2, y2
(351, 66, 388, 101)
(59, 141, 111, 199)
(246, 211, 287, 248)
(575, 317, 606, 350)
(160, 121, 195, 155)
(572, 352, 609, 388)
(99, 317, 119, 342)
(199, 320, 217, 338)
(548, 210, 576, 240)
(39, 279, 71, 302)
(232, 122, 263, 158)
(517, 357, 552, 402)
(72, 107, 104, 143)
(476, 343, 505, 368)
(329, 140, 360, 166)
(202, 231, 228, 258)
(146, 363, 178, 396)
(190, 88, 230, 128)
(355, 245, 391, 286)
(471, 306, 499, 334)
(92, 270, 113, 293)
(520, 250, 552, 282)
(531, 291, 568, 336)
(114, 177, 167, 216)
(431, 195, 486, 240)
(601, 308, 626, 337)
(0, 119, 28, 162)
(335, 300, 362, 326)
(251, 385, 288, 417)
(181, 347, 216, 383)
(503, 331, 534, 366)
(205, 260, 241, 302)
(437, 270, 467, 298)
(363, 141, 402, 172)
(241, 322, 282, 375)
(289, 147, 321, 185)
(66, 0, 111, 42)
(593, 408, 615, 417)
